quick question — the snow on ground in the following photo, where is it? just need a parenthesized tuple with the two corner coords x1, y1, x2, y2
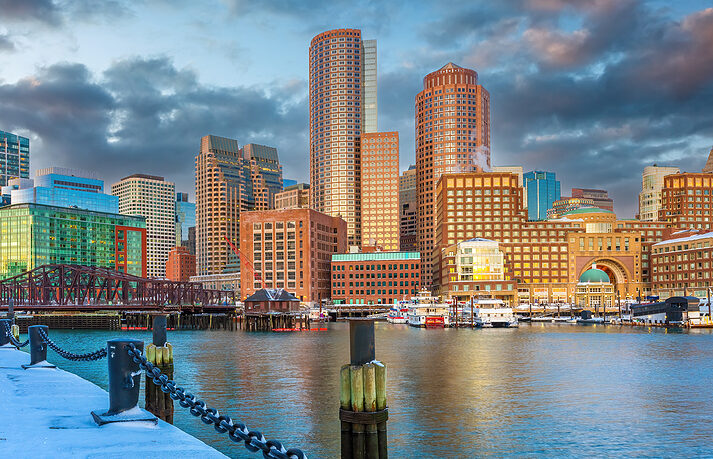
(0, 347, 226, 458)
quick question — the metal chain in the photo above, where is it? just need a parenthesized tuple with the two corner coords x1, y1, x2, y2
(127, 344, 307, 459)
(37, 327, 107, 361)
(2, 321, 29, 348)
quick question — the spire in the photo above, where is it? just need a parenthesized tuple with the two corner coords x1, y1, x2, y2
(703, 147, 713, 173)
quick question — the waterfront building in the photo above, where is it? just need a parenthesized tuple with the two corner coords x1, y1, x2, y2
(331, 251, 420, 304)
(571, 188, 614, 212)
(111, 174, 175, 279)
(432, 172, 672, 304)
(651, 230, 713, 298)
(659, 172, 713, 230)
(547, 196, 595, 219)
(361, 131, 399, 250)
(0, 130, 29, 187)
(189, 272, 240, 293)
(275, 183, 310, 210)
(575, 266, 615, 310)
(7, 168, 118, 213)
(240, 208, 347, 304)
(436, 238, 516, 303)
(244, 288, 300, 313)
(639, 165, 680, 221)
(166, 246, 196, 282)
(0, 203, 146, 279)
(399, 165, 418, 251)
(195, 135, 283, 276)
(416, 62, 491, 285)
(524, 171, 561, 221)
(309, 28, 377, 247)
(175, 192, 196, 247)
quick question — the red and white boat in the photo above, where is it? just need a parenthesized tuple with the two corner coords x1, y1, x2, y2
(406, 290, 450, 328)
(386, 303, 409, 324)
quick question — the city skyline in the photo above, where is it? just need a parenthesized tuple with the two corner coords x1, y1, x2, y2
(0, 1, 711, 217)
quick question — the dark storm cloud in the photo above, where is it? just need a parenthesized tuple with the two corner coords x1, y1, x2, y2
(0, 0, 62, 25)
(0, 0, 130, 26)
(0, 57, 308, 197)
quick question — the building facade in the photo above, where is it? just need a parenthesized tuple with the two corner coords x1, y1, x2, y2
(309, 28, 377, 247)
(361, 131, 399, 250)
(524, 171, 561, 221)
(175, 192, 196, 247)
(0, 203, 146, 279)
(416, 63, 491, 285)
(6, 167, 118, 213)
(331, 251, 421, 304)
(0, 130, 29, 187)
(659, 173, 713, 230)
(547, 196, 595, 219)
(639, 165, 680, 221)
(275, 183, 310, 209)
(652, 230, 713, 298)
(195, 135, 282, 276)
(166, 245, 196, 282)
(571, 188, 614, 211)
(240, 208, 347, 304)
(399, 165, 418, 252)
(111, 174, 176, 279)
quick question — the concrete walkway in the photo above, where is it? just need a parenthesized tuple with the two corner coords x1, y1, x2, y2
(0, 345, 226, 458)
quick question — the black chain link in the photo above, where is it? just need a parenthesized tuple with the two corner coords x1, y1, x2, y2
(2, 321, 29, 348)
(37, 327, 107, 361)
(127, 344, 307, 459)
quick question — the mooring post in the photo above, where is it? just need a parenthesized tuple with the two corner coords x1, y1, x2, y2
(21, 325, 56, 369)
(92, 339, 157, 425)
(145, 314, 174, 423)
(0, 318, 11, 347)
(340, 319, 387, 459)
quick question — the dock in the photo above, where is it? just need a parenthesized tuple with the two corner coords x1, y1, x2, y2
(0, 346, 226, 458)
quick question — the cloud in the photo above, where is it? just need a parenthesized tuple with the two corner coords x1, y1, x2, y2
(0, 57, 308, 198)
(0, 0, 131, 27)
(0, 34, 15, 52)
(0, 0, 62, 25)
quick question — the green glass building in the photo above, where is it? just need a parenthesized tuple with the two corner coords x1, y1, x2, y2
(0, 203, 146, 279)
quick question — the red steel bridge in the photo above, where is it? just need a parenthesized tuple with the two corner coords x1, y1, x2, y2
(0, 264, 236, 313)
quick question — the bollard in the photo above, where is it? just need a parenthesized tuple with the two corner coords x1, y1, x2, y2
(21, 325, 56, 369)
(0, 319, 11, 347)
(341, 319, 388, 459)
(152, 314, 167, 347)
(92, 339, 157, 425)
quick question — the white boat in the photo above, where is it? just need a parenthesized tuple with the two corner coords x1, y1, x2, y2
(386, 303, 409, 324)
(473, 299, 518, 328)
(406, 290, 450, 327)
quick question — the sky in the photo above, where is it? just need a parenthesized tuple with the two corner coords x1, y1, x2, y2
(0, 0, 712, 218)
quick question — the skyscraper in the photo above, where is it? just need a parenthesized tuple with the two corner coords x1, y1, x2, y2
(639, 166, 681, 221)
(415, 63, 490, 285)
(175, 192, 196, 246)
(399, 165, 418, 252)
(195, 135, 282, 276)
(111, 174, 176, 278)
(0, 130, 30, 187)
(309, 28, 377, 247)
(361, 131, 399, 250)
(524, 171, 561, 221)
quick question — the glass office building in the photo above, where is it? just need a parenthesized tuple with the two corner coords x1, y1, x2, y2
(8, 167, 119, 213)
(175, 192, 196, 246)
(524, 171, 561, 221)
(0, 130, 30, 187)
(0, 203, 146, 279)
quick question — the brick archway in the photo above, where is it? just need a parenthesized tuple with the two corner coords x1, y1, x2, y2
(578, 258, 630, 285)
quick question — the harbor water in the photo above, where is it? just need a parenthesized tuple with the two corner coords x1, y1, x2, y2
(34, 323, 713, 457)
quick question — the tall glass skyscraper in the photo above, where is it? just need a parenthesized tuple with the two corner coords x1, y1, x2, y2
(309, 28, 377, 247)
(0, 130, 30, 187)
(524, 171, 561, 221)
(175, 192, 196, 246)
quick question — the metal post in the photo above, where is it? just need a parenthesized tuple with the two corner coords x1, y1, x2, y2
(0, 318, 11, 346)
(22, 325, 56, 369)
(152, 314, 167, 347)
(8, 297, 14, 321)
(92, 339, 157, 425)
(350, 319, 375, 365)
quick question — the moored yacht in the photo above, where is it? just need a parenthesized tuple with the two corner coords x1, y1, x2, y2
(473, 299, 518, 328)
(406, 290, 451, 327)
(386, 302, 410, 324)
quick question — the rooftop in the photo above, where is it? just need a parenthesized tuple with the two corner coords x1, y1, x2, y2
(653, 231, 713, 246)
(561, 207, 615, 216)
(332, 252, 421, 262)
(120, 173, 166, 182)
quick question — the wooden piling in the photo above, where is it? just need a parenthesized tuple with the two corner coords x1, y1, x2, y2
(144, 342, 174, 423)
(350, 365, 365, 459)
(375, 362, 387, 459)
(363, 363, 378, 459)
(340, 364, 353, 458)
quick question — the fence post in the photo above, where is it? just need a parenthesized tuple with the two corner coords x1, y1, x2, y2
(0, 319, 11, 347)
(145, 314, 174, 423)
(340, 319, 388, 459)
(21, 325, 56, 369)
(92, 339, 158, 425)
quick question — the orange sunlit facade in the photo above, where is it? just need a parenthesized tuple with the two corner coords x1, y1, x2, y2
(361, 131, 399, 250)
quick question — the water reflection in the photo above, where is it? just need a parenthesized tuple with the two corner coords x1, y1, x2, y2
(36, 324, 713, 457)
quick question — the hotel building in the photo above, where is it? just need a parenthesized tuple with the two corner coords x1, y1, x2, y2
(309, 28, 377, 247)
(361, 131, 399, 250)
(652, 230, 713, 298)
(0, 130, 29, 187)
(111, 174, 175, 279)
(639, 165, 680, 221)
(331, 251, 421, 305)
(415, 63, 490, 285)
(195, 135, 283, 276)
(240, 208, 346, 305)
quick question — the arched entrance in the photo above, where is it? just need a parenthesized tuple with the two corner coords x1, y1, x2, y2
(578, 258, 631, 297)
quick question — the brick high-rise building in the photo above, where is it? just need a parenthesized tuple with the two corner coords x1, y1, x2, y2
(275, 183, 310, 209)
(240, 208, 346, 305)
(166, 246, 196, 282)
(361, 131, 399, 250)
(111, 174, 175, 278)
(309, 29, 377, 247)
(639, 165, 680, 221)
(415, 63, 490, 286)
(660, 173, 713, 230)
(195, 135, 283, 276)
(399, 165, 418, 251)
